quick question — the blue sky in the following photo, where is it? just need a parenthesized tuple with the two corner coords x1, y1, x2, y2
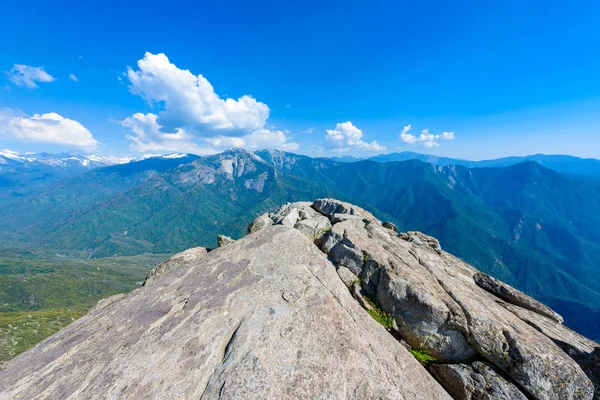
(1, 0, 599, 159)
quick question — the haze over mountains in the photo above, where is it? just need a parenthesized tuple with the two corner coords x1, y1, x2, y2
(338, 151, 600, 177)
(1, 148, 599, 342)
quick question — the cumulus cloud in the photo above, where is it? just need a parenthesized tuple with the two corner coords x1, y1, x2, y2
(205, 129, 299, 152)
(120, 112, 211, 154)
(0, 108, 97, 148)
(126, 52, 269, 135)
(5, 65, 55, 88)
(121, 52, 299, 154)
(325, 121, 385, 153)
(69, 74, 78, 82)
(399, 125, 454, 148)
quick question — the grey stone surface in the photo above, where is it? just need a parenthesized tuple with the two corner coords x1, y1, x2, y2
(312, 198, 378, 222)
(502, 303, 597, 358)
(250, 202, 331, 241)
(293, 215, 331, 240)
(319, 213, 477, 363)
(336, 265, 358, 288)
(247, 212, 273, 233)
(271, 201, 317, 228)
(503, 303, 600, 399)
(0, 226, 451, 400)
(351, 281, 373, 310)
(474, 272, 564, 323)
(429, 361, 528, 400)
(400, 231, 442, 252)
(144, 247, 208, 286)
(308, 199, 595, 399)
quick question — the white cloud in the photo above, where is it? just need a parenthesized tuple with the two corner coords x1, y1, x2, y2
(126, 52, 269, 135)
(205, 129, 299, 152)
(5, 64, 55, 88)
(120, 112, 211, 154)
(69, 74, 78, 82)
(325, 121, 385, 153)
(121, 52, 299, 154)
(121, 112, 299, 154)
(399, 125, 455, 148)
(121, 113, 161, 139)
(127, 134, 214, 154)
(0, 108, 97, 149)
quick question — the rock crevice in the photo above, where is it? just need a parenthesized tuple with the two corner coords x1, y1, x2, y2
(254, 199, 598, 400)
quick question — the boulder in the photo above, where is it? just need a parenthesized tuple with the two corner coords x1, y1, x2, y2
(144, 247, 208, 286)
(271, 202, 318, 228)
(293, 215, 332, 240)
(351, 281, 373, 310)
(400, 231, 442, 252)
(328, 238, 365, 277)
(248, 212, 273, 233)
(0, 226, 451, 400)
(321, 217, 476, 363)
(279, 207, 300, 227)
(429, 361, 528, 400)
(383, 222, 397, 231)
(502, 303, 600, 398)
(312, 198, 378, 222)
(336, 266, 358, 288)
(502, 303, 596, 358)
(253, 202, 331, 240)
(217, 234, 234, 247)
(474, 272, 563, 323)
(331, 213, 365, 224)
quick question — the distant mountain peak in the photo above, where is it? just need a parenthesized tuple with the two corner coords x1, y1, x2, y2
(0, 149, 130, 168)
(0, 149, 28, 162)
(137, 153, 192, 161)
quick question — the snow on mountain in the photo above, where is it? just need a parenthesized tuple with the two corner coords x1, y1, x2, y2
(0, 149, 131, 169)
(137, 153, 191, 161)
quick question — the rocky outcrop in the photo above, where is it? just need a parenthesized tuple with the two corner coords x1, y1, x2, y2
(248, 202, 332, 241)
(247, 212, 273, 233)
(336, 265, 359, 288)
(143, 246, 208, 286)
(1, 198, 597, 400)
(250, 199, 597, 400)
(399, 230, 443, 253)
(216, 234, 234, 247)
(474, 272, 563, 323)
(429, 361, 527, 400)
(503, 303, 600, 398)
(383, 221, 398, 231)
(0, 224, 450, 399)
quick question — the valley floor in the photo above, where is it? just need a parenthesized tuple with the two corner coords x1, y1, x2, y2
(0, 249, 168, 363)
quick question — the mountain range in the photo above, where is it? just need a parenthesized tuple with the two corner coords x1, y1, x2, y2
(0, 149, 599, 341)
(0, 150, 129, 204)
(336, 151, 600, 177)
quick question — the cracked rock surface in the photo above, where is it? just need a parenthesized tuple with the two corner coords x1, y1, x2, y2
(1, 198, 597, 400)
(258, 199, 598, 400)
(0, 223, 449, 400)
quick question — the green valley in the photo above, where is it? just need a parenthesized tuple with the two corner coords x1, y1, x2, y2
(0, 250, 167, 363)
